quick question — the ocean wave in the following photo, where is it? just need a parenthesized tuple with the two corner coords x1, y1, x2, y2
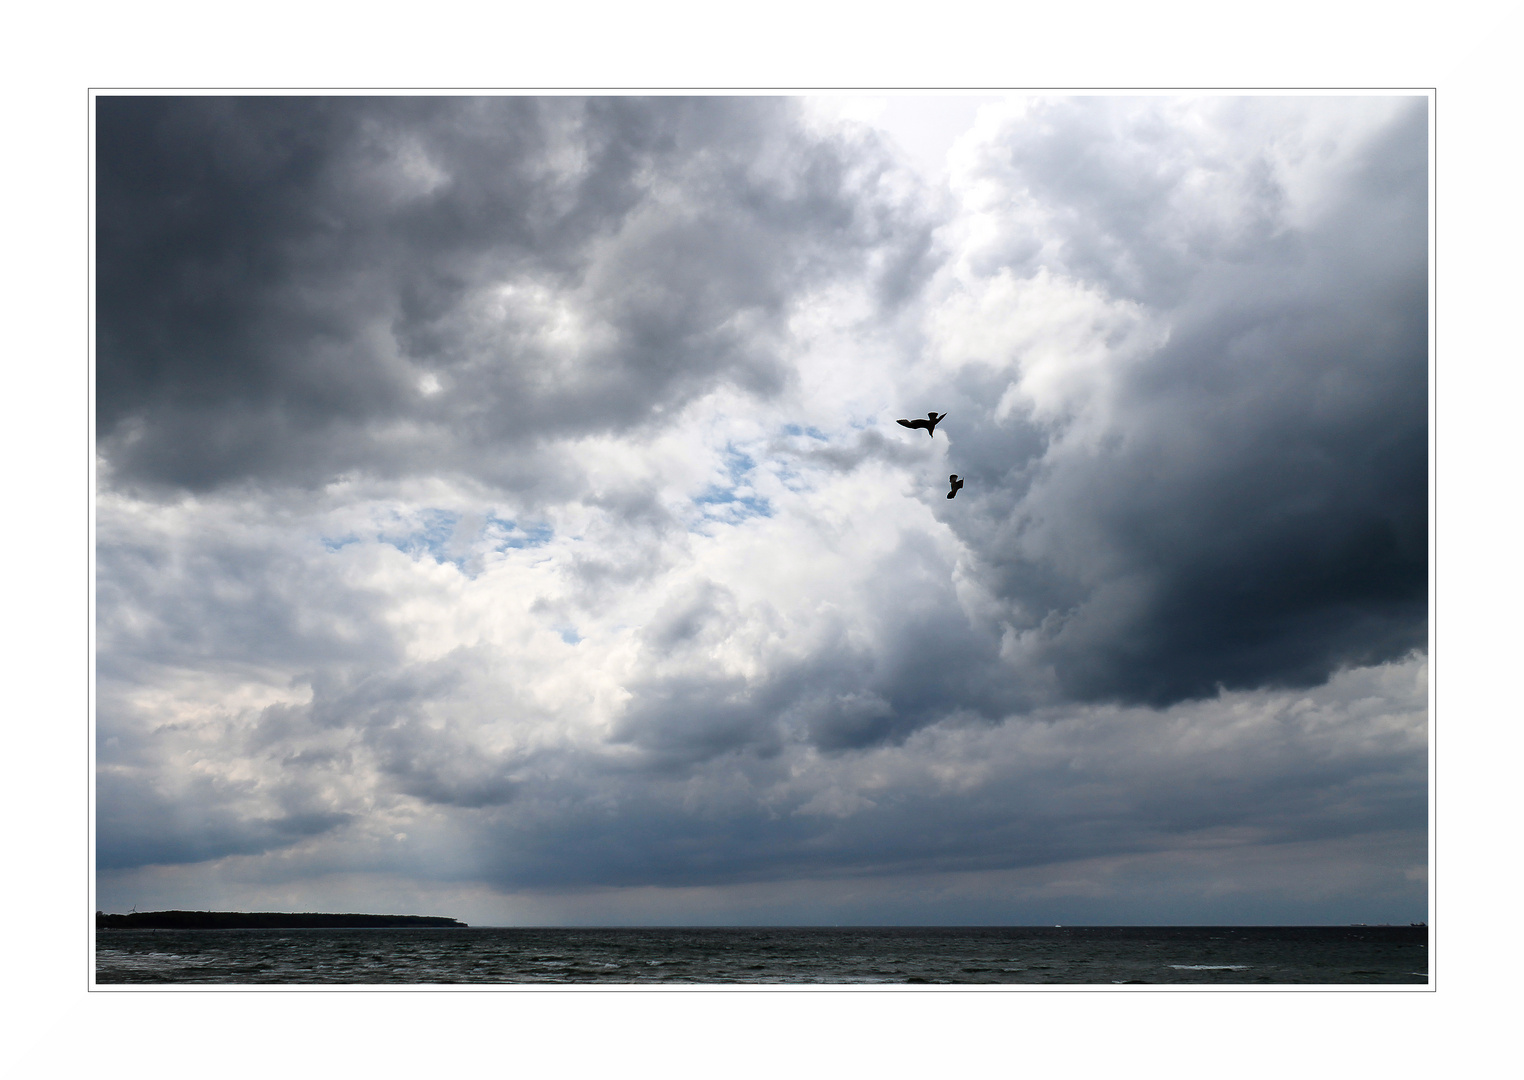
(1168, 964, 1249, 970)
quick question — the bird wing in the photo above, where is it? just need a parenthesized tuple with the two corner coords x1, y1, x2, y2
(896, 418, 916, 429)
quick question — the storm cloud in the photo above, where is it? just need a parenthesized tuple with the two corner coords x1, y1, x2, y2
(95, 95, 1428, 923)
(929, 97, 1427, 707)
(97, 96, 933, 492)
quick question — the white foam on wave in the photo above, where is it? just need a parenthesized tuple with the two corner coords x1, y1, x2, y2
(1168, 964, 1249, 970)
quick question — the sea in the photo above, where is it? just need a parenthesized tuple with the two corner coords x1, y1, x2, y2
(95, 925, 1428, 986)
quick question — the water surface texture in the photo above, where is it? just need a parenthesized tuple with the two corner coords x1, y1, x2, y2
(96, 926, 1427, 985)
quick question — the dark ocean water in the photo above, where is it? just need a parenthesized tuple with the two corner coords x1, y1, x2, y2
(95, 926, 1428, 985)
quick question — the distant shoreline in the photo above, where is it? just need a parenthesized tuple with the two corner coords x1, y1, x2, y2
(96, 910, 468, 930)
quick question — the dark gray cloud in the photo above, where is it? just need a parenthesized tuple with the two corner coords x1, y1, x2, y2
(97, 96, 935, 493)
(481, 657, 1425, 895)
(931, 96, 1428, 708)
(96, 765, 351, 871)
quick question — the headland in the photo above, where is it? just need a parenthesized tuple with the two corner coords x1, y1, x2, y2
(96, 910, 467, 929)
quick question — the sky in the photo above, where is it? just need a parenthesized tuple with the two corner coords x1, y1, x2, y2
(93, 94, 1429, 926)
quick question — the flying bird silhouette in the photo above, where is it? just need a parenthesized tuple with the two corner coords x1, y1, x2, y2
(897, 411, 946, 437)
(947, 474, 963, 499)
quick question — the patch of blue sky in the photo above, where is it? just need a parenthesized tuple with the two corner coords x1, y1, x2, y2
(373, 508, 463, 566)
(693, 443, 773, 523)
(720, 445, 756, 476)
(772, 462, 811, 494)
(483, 515, 554, 551)
(319, 509, 456, 561)
(695, 486, 772, 520)
(557, 627, 582, 645)
(323, 511, 556, 567)
(782, 423, 829, 441)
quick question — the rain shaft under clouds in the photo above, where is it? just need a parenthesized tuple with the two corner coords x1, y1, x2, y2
(95, 96, 1428, 922)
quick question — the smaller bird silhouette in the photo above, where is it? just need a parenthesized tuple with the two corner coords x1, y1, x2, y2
(897, 411, 946, 437)
(947, 474, 963, 499)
